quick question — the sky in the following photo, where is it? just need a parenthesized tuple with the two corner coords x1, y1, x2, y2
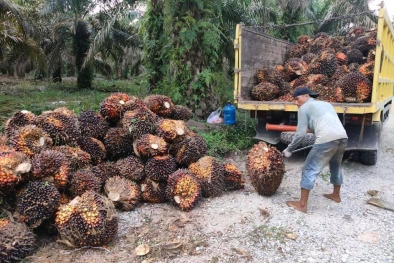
(369, 0, 394, 18)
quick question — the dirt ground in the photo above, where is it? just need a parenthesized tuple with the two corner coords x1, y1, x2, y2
(27, 114, 394, 263)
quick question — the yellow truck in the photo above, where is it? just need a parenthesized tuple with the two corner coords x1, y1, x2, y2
(233, 7, 394, 165)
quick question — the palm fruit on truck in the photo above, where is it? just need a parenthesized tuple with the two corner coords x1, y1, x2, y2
(247, 142, 285, 196)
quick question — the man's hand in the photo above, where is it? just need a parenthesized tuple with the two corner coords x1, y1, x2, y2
(282, 148, 292, 158)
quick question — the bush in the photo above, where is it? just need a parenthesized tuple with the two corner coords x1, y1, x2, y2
(198, 110, 257, 158)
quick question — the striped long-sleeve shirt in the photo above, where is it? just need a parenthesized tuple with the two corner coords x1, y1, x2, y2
(287, 98, 348, 152)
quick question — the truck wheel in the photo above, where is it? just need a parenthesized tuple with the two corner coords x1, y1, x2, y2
(359, 150, 378, 165)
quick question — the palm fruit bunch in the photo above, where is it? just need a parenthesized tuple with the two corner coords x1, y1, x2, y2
(246, 142, 285, 196)
(134, 134, 168, 158)
(115, 156, 145, 181)
(169, 133, 207, 166)
(188, 156, 225, 198)
(309, 84, 339, 102)
(335, 52, 348, 66)
(301, 53, 317, 65)
(297, 35, 311, 44)
(166, 169, 201, 211)
(121, 107, 157, 140)
(55, 191, 118, 248)
(256, 67, 287, 87)
(52, 145, 91, 171)
(143, 94, 174, 118)
(290, 74, 328, 89)
(335, 72, 372, 102)
(4, 110, 36, 138)
(171, 105, 193, 121)
(78, 137, 106, 165)
(78, 110, 109, 140)
(285, 44, 308, 60)
(91, 161, 119, 183)
(69, 169, 102, 197)
(352, 35, 377, 55)
(123, 95, 147, 111)
(0, 218, 37, 263)
(104, 176, 141, 211)
(367, 49, 375, 63)
(34, 110, 81, 146)
(155, 119, 187, 143)
(0, 150, 31, 193)
(8, 125, 52, 157)
(32, 150, 70, 189)
(145, 155, 177, 182)
(99, 92, 132, 123)
(103, 128, 134, 160)
(284, 60, 307, 80)
(308, 50, 338, 77)
(308, 37, 327, 54)
(358, 61, 374, 81)
(252, 27, 377, 103)
(251, 82, 281, 101)
(15, 181, 60, 228)
(140, 178, 167, 203)
(280, 132, 316, 147)
(346, 49, 364, 64)
(329, 65, 350, 87)
(223, 163, 245, 191)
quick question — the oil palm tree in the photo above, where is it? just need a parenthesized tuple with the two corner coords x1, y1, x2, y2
(85, 7, 141, 79)
(317, 0, 377, 34)
(40, 0, 99, 88)
(0, 0, 45, 76)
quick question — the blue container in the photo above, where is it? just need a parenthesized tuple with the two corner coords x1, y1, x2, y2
(223, 101, 236, 125)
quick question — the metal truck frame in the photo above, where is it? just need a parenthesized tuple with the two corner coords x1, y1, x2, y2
(233, 8, 394, 165)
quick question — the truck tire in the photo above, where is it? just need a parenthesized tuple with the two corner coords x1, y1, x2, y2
(359, 150, 378, 165)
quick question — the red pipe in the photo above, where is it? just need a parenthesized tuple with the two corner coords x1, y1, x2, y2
(266, 123, 297, 132)
(266, 123, 311, 132)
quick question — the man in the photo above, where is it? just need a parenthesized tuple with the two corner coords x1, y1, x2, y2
(282, 86, 348, 213)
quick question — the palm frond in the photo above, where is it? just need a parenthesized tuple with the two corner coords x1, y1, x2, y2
(0, 0, 27, 37)
(93, 56, 112, 76)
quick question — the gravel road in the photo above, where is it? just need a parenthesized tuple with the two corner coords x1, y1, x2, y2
(29, 112, 394, 263)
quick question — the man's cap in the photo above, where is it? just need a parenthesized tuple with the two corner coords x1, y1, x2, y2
(293, 86, 319, 98)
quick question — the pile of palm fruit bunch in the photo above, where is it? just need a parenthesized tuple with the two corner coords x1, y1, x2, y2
(251, 27, 377, 103)
(0, 93, 245, 260)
